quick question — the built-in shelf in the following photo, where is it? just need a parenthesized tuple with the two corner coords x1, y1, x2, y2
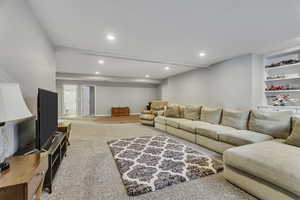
(265, 76, 300, 82)
(265, 62, 300, 71)
(265, 89, 300, 93)
(259, 105, 300, 109)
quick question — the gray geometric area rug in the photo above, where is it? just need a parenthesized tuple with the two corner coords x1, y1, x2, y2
(108, 135, 223, 196)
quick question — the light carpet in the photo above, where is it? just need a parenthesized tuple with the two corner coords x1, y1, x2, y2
(42, 121, 257, 200)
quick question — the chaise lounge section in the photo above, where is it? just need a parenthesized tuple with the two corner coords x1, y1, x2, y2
(152, 103, 300, 200)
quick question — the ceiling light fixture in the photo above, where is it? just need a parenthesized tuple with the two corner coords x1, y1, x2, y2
(145, 74, 150, 78)
(164, 66, 170, 71)
(106, 33, 116, 41)
(199, 52, 206, 57)
(95, 71, 100, 75)
(98, 60, 104, 64)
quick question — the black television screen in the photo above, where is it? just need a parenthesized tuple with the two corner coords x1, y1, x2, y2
(37, 88, 58, 150)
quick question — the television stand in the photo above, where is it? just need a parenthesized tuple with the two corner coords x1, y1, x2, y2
(43, 132, 68, 193)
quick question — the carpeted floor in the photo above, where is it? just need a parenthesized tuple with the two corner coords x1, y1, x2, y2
(42, 121, 257, 200)
(95, 115, 140, 123)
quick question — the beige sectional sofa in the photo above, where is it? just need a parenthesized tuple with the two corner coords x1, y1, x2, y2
(153, 104, 300, 200)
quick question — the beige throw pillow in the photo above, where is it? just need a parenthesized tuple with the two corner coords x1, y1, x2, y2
(165, 104, 180, 118)
(285, 117, 300, 147)
(249, 110, 292, 139)
(200, 107, 222, 124)
(221, 109, 250, 130)
(183, 105, 201, 120)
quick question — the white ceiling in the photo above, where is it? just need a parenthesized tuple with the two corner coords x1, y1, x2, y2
(29, 0, 300, 79)
(55, 48, 192, 79)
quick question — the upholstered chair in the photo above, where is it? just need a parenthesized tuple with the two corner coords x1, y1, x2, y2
(140, 100, 168, 126)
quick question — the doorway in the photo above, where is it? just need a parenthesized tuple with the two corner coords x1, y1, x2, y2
(63, 84, 78, 116)
(80, 85, 96, 117)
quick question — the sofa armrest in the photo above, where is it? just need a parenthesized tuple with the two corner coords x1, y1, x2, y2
(142, 110, 152, 114)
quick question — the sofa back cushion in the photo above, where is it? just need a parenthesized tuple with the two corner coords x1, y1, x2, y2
(179, 104, 185, 118)
(165, 104, 180, 118)
(183, 105, 201, 120)
(249, 110, 292, 139)
(221, 109, 250, 130)
(285, 117, 300, 147)
(200, 107, 222, 124)
(151, 100, 168, 111)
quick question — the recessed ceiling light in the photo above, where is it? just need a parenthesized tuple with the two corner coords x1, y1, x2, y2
(95, 71, 100, 75)
(164, 66, 170, 71)
(98, 60, 104, 64)
(199, 52, 206, 57)
(106, 33, 116, 41)
(145, 74, 150, 78)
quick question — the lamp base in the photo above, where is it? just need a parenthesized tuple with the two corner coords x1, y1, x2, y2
(0, 160, 10, 172)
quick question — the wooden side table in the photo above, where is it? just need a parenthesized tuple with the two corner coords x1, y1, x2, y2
(57, 122, 72, 145)
(0, 153, 48, 200)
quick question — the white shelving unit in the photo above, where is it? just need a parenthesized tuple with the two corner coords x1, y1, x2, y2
(265, 89, 300, 93)
(265, 62, 300, 71)
(265, 76, 300, 82)
(263, 47, 300, 110)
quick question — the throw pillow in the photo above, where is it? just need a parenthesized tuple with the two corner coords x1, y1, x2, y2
(165, 104, 180, 118)
(183, 105, 201, 120)
(200, 107, 222, 124)
(221, 109, 250, 130)
(249, 110, 292, 139)
(285, 117, 300, 147)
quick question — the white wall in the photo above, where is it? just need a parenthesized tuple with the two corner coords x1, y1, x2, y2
(0, 0, 56, 158)
(56, 80, 159, 116)
(161, 54, 264, 109)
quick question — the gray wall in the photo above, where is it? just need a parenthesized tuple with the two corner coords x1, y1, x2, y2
(0, 0, 56, 158)
(56, 80, 159, 116)
(161, 54, 264, 109)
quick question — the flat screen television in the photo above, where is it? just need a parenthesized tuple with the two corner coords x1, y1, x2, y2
(36, 88, 58, 150)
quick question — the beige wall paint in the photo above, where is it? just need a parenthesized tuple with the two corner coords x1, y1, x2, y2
(56, 80, 159, 116)
(161, 54, 264, 109)
(0, 0, 56, 158)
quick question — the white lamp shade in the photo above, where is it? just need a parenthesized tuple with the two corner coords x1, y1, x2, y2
(0, 83, 32, 123)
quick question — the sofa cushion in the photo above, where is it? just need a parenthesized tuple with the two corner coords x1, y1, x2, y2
(179, 104, 185, 118)
(196, 124, 236, 140)
(200, 107, 222, 124)
(139, 114, 155, 121)
(166, 118, 189, 128)
(165, 104, 180, 118)
(221, 109, 249, 130)
(249, 110, 292, 139)
(219, 130, 273, 146)
(183, 105, 201, 120)
(151, 100, 168, 111)
(224, 140, 300, 196)
(286, 117, 300, 147)
(179, 120, 208, 134)
(154, 116, 167, 125)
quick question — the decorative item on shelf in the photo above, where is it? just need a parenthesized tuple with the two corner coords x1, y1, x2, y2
(265, 85, 288, 91)
(272, 95, 298, 106)
(0, 83, 32, 173)
(265, 59, 300, 69)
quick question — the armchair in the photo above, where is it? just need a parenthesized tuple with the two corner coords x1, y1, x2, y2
(140, 100, 168, 126)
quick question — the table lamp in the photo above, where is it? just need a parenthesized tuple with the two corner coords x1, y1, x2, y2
(0, 83, 32, 172)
